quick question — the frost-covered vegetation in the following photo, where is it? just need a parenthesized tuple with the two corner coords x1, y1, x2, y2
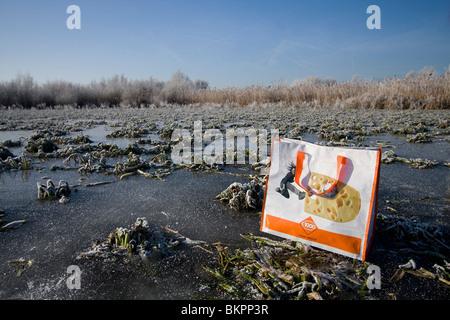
(1, 66, 449, 109)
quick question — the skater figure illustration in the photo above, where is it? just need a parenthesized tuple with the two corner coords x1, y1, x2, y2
(275, 162, 305, 200)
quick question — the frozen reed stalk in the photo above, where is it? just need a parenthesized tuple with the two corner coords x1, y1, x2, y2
(398, 259, 416, 270)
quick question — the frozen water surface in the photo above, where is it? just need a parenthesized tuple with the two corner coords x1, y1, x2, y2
(0, 164, 259, 299)
(0, 106, 449, 300)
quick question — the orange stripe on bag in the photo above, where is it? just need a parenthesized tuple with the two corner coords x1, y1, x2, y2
(260, 140, 274, 231)
(264, 214, 361, 255)
(361, 147, 382, 260)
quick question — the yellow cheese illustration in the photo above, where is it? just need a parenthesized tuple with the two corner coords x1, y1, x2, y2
(304, 172, 361, 223)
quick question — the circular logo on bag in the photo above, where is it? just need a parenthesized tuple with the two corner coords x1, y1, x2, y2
(300, 216, 317, 235)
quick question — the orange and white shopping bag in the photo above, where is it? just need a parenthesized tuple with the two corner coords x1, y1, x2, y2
(261, 139, 381, 261)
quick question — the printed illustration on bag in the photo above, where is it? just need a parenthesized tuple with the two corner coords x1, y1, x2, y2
(275, 162, 361, 223)
(275, 162, 306, 200)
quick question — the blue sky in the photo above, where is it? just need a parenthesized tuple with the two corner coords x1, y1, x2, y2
(0, 0, 449, 88)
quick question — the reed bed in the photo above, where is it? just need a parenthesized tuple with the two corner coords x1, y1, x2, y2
(193, 68, 450, 110)
(1, 67, 449, 110)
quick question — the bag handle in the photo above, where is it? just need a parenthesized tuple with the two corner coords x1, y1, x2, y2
(294, 151, 347, 196)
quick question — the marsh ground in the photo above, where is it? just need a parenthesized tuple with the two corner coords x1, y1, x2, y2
(0, 105, 449, 300)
